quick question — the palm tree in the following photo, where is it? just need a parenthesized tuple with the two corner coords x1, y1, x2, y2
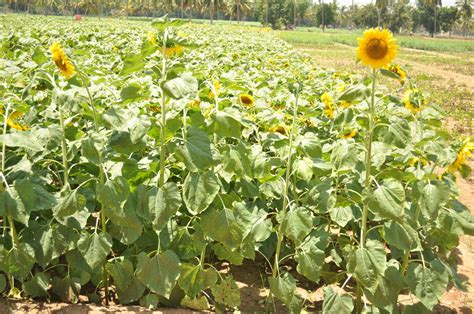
(375, 0, 389, 27)
(456, 0, 473, 36)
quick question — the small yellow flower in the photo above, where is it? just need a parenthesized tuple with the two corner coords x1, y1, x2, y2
(147, 32, 157, 46)
(187, 100, 201, 110)
(268, 124, 288, 135)
(6, 111, 29, 131)
(341, 130, 357, 139)
(164, 44, 184, 58)
(357, 28, 398, 69)
(448, 139, 474, 173)
(50, 42, 76, 79)
(403, 88, 426, 114)
(321, 92, 334, 119)
(239, 94, 254, 108)
(339, 101, 352, 108)
(386, 64, 406, 84)
(409, 157, 429, 167)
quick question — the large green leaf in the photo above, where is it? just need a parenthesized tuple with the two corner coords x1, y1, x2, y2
(369, 178, 405, 219)
(322, 286, 354, 314)
(212, 111, 242, 138)
(176, 127, 214, 171)
(211, 276, 241, 308)
(268, 272, 303, 312)
(163, 75, 198, 99)
(296, 246, 325, 282)
(0, 131, 43, 151)
(200, 207, 244, 249)
(280, 207, 313, 245)
(77, 232, 113, 270)
(136, 250, 181, 298)
(120, 53, 145, 75)
(53, 187, 87, 218)
(346, 240, 386, 293)
(148, 182, 182, 231)
(178, 264, 218, 298)
(406, 260, 449, 310)
(183, 171, 220, 215)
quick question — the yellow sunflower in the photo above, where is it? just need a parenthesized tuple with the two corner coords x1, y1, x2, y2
(357, 28, 398, 69)
(321, 92, 334, 119)
(339, 100, 352, 109)
(268, 124, 289, 135)
(164, 44, 184, 58)
(386, 64, 406, 84)
(239, 94, 254, 108)
(403, 88, 426, 114)
(448, 139, 474, 173)
(6, 111, 29, 131)
(50, 42, 76, 79)
(147, 32, 157, 46)
(187, 100, 201, 110)
(341, 129, 357, 139)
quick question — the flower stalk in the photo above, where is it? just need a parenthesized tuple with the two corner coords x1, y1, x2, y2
(159, 30, 168, 188)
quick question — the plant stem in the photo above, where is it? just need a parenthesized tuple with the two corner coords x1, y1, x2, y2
(159, 30, 168, 188)
(356, 69, 376, 314)
(360, 69, 377, 250)
(58, 108, 69, 187)
(272, 88, 299, 279)
(1, 103, 9, 237)
(78, 68, 109, 304)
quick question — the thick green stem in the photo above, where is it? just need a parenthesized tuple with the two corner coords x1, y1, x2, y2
(360, 69, 377, 249)
(159, 31, 168, 188)
(2, 104, 9, 236)
(272, 90, 299, 279)
(58, 108, 69, 187)
(78, 69, 109, 304)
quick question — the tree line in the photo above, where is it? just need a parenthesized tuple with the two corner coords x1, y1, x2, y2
(1, 0, 473, 36)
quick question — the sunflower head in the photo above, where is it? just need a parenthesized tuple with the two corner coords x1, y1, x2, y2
(357, 28, 398, 69)
(50, 42, 76, 79)
(341, 129, 357, 139)
(268, 124, 289, 135)
(403, 88, 426, 114)
(239, 94, 254, 108)
(147, 32, 157, 46)
(187, 100, 201, 110)
(320, 92, 333, 106)
(339, 100, 352, 109)
(7, 111, 29, 131)
(447, 139, 474, 175)
(386, 64, 406, 84)
(165, 44, 184, 58)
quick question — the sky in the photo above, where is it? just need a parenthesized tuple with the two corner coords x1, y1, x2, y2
(332, 0, 457, 7)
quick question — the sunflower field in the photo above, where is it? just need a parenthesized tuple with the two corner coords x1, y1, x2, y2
(1, 15, 474, 313)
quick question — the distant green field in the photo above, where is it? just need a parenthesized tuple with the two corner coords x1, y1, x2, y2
(279, 30, 474, 52)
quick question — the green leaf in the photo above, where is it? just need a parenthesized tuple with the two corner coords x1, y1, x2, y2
(7, 244, 35, 280)
(200, 207, 244, 249)
(0, 274, 6, 293)
(183, 171, 220, 215)
(281, 207, 313, 245)
(380, 68, 401, 80)
(176, 127, 214, 171)
(107, 258, 145, 304)
(181, 295, 210, 311)
(383, 119, 410, 148)
(346, 240, 386, 293)
(322, 286, 354, 314)
(296, 246, 325, 282)
(421, 181, 449, 218)
(365, 265, 403, 308)
(77, 232, 113, 270)
(149, 182, 182, 231)
(0, 189, 29, 225)
(51, 276, 81, 303)
(178, 264, 218, 298)
(136, 250, 181, 298)
(120, 53, 145, 75)
(329, 206, 353, 228)
(53, 187, 87, 218)
(211, 276, 241, 308)
(81, 134, 103, 165)
(120, 84, 141, 101)
(212, 111, 242, 138)
(0, 131, 43, 151)
(298, 132, 322, 158)
(268, 272, 303, 312)
(140, 294, 159, 309)
(163, 75, 198, 99)
(32, 46, 48, 65)
(369, 178, 405, 219)
(338, 84, 369, 102)
(406, 260, 449, 310)
(23, 273, 50, 298)
(384, 221, 416, 251)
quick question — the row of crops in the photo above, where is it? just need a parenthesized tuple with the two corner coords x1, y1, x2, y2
(0, 15, 473, 312)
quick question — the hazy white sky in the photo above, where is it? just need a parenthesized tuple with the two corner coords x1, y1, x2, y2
(332, 0, 457, 7)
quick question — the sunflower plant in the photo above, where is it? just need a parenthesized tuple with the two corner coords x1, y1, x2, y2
(0, 16, 472, 314)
